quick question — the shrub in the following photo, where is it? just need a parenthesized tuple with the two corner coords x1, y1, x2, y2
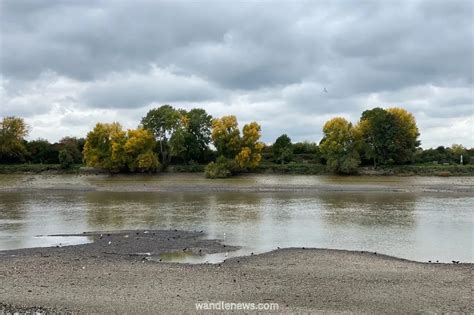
(58, 149, 74, 169)
(205, 156, 235, 178)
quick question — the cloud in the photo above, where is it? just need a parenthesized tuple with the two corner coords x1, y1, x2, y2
(0, 0, 472, 147)
(80, 66, 221, 109)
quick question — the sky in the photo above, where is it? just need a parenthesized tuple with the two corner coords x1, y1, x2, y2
(1, 0, 473, 148)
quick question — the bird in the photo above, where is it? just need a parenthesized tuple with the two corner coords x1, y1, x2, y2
(323, 87, 328, 93)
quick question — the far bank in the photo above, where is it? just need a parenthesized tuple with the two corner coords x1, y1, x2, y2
(1, 162, 474, 177)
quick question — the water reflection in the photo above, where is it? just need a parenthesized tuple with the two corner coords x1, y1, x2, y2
(0, 186, 472, 262)
(320, 192, 416, 227)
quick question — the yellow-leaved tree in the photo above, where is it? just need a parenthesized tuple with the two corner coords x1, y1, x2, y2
(83, 123, 159, 173)
(207, 116, 264, 178)
(124, 129, 160, 172)
(320, 117, 360, 174)
(211, 116, 241, 159)
(387, 107, 420, 164)
(235, 122, 264, 169)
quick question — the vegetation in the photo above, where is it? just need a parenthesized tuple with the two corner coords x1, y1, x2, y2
(320, 117, 360, 174)
(272, 134, 293, 164)
(83, 123, 159, 173)
(207, 116, 264, 178)
(1, 106, 473, 176)
(141, 106, 213, 167)
(0, 116, 29, 163)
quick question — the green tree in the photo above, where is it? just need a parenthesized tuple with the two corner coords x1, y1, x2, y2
(320, 117, 360, 174)
(141, 105, 181, 166)
(272, 134, 293, 164)
(167, 108, 213, 164)
(26, 139, 59, 164)
(182, 108, 213, 162)
(449, 144, 469, 164)
(357, 107, 397, 167)
(58, 149, 74, 169)
(59, 137, 84, 164)
(0, 116, 29, 163)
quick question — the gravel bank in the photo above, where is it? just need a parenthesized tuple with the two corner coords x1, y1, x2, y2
(0, 230, 472, 314)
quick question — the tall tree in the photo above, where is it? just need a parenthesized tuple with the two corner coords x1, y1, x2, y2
(387, 107, 420, 164)
(236, 122, 264, 169)
(272, 134, 293, 164)
(83, 122, 127, 172)
(320, 117, 360, 174)
(141, 105, 181, 166)
(357, 107, 397, 167)
(184, 108, 213, 162)
(169, 108, 213, 163)
(211, 115, 241, 159)
(124, 129, 160, 172)
(0, 116, 29, 163)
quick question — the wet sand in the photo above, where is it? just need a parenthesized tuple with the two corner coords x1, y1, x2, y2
(1, 173, 474, 194)
(0, 230, 472, 314)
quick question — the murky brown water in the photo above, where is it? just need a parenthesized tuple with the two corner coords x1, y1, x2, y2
(0, 174, 472, 262)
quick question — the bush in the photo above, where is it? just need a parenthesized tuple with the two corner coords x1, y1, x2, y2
(205, 156, 235, 178)
(58, 149, 74, 169)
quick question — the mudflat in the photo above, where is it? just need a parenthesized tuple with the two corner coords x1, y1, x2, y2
(0, 230, 471, 314)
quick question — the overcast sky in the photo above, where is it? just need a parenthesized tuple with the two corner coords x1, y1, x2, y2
(1, 0, 473, 148)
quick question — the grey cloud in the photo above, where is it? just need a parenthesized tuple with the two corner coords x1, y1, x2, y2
(79, 67, 220, 109)
(1, 0, 473, 147)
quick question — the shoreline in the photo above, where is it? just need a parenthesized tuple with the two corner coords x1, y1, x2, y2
(1, 173, 473, 194)
(0, 230, 472, 313)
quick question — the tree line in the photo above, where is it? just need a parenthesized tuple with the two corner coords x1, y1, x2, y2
(0, 106, 471, 177)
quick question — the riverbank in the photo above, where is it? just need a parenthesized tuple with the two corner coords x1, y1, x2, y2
(0, 230, 472, 314)
(1, 163, 474, 176)
(1, 172, 473, 194)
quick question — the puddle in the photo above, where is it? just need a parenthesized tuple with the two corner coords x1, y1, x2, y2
(2, 235, 92, 250)
(152, 248, 253, 264)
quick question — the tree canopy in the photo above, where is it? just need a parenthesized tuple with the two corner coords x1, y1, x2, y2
(83, 122, 159, 172)
(320, 117, 360, 174)
(0, 116, 29, 163)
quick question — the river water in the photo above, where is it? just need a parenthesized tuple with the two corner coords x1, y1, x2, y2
(0, 174, 472, 263)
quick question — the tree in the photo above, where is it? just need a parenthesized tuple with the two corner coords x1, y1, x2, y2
(272, 134, 293, 164)
(235, 122, 264, 169)
(387, 107, 420, 164)
(26, 139, 59, 164)
(124, 129, 160, 172)
(183, 108, 213, 162)
(0, 116, 29, 163)
(141, 105, 182, 166)
(357, 107, 397, 167)
(58, 149, 74, 169)
(83, 122, 128, 172)
(449, 144, 469, 164)
(211, 116, 241, 159)
(59, 137, 84, 164)
(168, 108, 213, 163)
(320, 117, 360, 174)
(83, 123, 159, 173)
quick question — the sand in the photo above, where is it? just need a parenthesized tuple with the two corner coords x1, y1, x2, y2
(0, 230, 472, 314)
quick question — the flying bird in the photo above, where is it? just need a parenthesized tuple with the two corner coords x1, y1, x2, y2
(323, 87, 328, 93)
